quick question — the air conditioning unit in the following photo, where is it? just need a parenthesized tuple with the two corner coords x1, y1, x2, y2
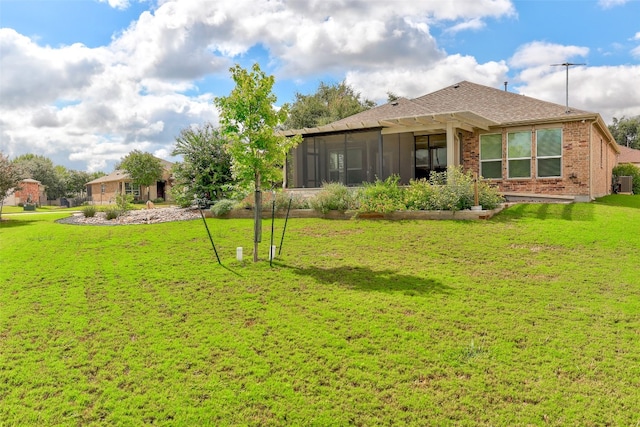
(619, 176, 633, 194)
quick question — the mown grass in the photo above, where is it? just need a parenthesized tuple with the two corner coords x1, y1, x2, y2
(1, 196, 639, 426)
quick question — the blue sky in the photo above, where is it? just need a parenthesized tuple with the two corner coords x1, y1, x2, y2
(1, 0, 639, 172)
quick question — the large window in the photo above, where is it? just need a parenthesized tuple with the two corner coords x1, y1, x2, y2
(508, 131, 532, 178)
(536, 128, 562, 178)
(480, 134, 502, 179)
(124, 182, 140, 196)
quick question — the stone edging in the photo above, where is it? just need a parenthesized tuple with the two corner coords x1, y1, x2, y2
(213, 204, 506, 220)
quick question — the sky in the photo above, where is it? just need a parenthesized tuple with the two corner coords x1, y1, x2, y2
(1, 0, 639, 173)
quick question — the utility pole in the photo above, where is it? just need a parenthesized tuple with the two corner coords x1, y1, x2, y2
(551, 62, 585, 113)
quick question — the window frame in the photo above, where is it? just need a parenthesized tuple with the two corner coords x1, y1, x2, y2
(124, 182, 141, 197)
(479, 133, 503, 180)
(536, 127, 563, 179)
(507, 130, 532, 179)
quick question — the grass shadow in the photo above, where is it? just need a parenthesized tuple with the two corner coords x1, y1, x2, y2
(595, 194, 640, 208)
(0, 218, 36, 229)
(277, 263, 452, 296)
(492, 203, 595, 222)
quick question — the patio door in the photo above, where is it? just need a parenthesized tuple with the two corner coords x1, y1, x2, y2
(415, 134, 447, 179)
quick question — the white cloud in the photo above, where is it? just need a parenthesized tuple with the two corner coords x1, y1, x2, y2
(445, 18, 486, 34)
(509, 41, 589, 69)
(512, 64, 640, 122)
(632, 32, 640, 41)
(345, 55, 509, 102)
(99, 0, 131, 10)
(598, 0, 629, 8)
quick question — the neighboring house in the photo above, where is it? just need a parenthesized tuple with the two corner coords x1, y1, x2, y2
(617, 145, 640, 167)
(85, 159, 174, 205)
(2, 179, 46, 206)
(282, 81, 619, 202)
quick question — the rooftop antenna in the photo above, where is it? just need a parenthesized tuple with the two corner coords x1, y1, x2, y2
(504, 81, 508, 92)
(551, 62, 585, 113)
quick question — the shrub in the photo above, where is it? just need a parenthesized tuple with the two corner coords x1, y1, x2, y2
(356, 175, 405, 213)
(613, 163, 640, 194)
(115, 192, 133, 213)
(104, 208, 120, 220)
(153, 198, 164, 204)
(404, 179, 436, 210)
(477, 181, 504, 210)
(210, 199, 237, 216)
(421, 168, 474, 211)
(81, 205, 97, 218)
(405, 167, 504, 211)
(275, 191, 309, 210)
(309, 182, 354, 214)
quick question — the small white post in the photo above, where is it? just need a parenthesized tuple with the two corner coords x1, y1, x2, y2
(270, 245, 276, 260)
(236, 247, 243, 261)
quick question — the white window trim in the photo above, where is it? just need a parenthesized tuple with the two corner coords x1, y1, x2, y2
(479, 133, 503, 180)
(507, 131, 532, 179)
(535, 128, 563, 179)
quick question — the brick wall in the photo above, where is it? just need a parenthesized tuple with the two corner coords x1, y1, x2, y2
(461, 121, 597, 198)
(14, 181, 44, 205)
(590, 123, 617, 198)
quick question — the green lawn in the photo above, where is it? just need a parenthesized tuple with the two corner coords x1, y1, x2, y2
(1, 196, 639, 426)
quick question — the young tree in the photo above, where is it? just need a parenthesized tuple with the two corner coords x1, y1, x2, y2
(171, 123, 234, 207)
(118, 150, 163, 201)
(0, 152, 24, 219)
(215, 63, 302, 262)
(284, 81, 376, 129)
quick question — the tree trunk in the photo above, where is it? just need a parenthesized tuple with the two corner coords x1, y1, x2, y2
(253, 173, 262, 262)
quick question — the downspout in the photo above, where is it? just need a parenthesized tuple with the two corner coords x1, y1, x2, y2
(588, 120, 593, 200)
(378, 130, 383, 179)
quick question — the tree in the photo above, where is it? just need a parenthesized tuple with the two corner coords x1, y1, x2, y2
(215, 63, 302, 262)
(609, 116, 640, 149)
(284, 81, 376, 129)
(12, 154, 64, 200)
(53, 166, 97, 198)
(118, 150, 163, 201)
(0, 152, 24, 219)
(171, 123, 235, 207)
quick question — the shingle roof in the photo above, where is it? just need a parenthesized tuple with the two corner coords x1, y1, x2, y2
(85, 158, 174, 185)
(618, 145, 640, 164)
(411, 81, 591, 124)
(86, 170, 130, 185)
(283, 81, 598, 136)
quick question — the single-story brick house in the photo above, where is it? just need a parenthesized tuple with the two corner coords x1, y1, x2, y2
(85, 159, 174, 205)
(617, 145, 640, 167)
(2, 178, 46, 206)
(281, 81, 619, 202)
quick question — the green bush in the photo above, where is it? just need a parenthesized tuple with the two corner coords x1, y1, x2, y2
(275, 191, 309, 210)
(404, 179, 436, 210)
(153, 198, 164, 204)
(81, 205, 97, 218)
(309, 182, 354, 214)
(405, 167, 503, 211)
(613, 163, 640, 194)
(477, 181, 504, 210)
(115, 192, 133, 213)
(356, 175, 405, 213)
(210, 199, 237, 216)
(104, 208, 120, 220)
